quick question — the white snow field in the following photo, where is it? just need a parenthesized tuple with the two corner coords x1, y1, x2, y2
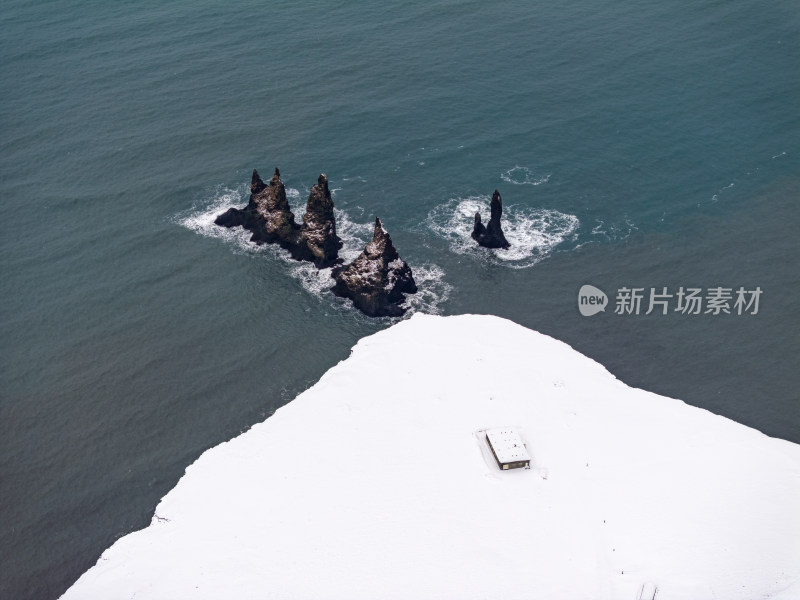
(62, 314, 800, 600)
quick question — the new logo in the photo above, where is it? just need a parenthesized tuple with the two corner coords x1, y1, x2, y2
(578, 284, 608, 316)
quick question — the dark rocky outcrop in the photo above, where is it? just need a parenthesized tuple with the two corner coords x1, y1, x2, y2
(332, 217, 417, 317)
(215, 169, 342, 267)
(215, 168, 301, 250)
(254, 168, 301, 244)
(295, 174, 343, 268)
(213, 169, 264, 230)
(216, 169, 418, 317)
(471, 189, 510, 249)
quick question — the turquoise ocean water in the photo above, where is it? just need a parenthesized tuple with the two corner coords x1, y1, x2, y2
(2, 1, 799, 597)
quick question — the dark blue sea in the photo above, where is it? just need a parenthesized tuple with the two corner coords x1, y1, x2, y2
(2, 1, 798, 597)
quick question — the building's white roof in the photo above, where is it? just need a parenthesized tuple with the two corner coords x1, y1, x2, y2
(486, 428, 530, 463)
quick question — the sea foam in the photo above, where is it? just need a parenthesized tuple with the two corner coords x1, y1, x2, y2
(500, 165, 550, 186)
(427, 195, 579, 269)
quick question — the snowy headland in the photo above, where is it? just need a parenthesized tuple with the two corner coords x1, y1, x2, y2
(62, 314, 800, 599)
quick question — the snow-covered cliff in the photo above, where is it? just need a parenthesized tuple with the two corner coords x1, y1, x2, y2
(62, 314, 800, 599)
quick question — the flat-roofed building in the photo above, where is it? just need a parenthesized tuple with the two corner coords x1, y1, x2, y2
(485, 428, 530, 470)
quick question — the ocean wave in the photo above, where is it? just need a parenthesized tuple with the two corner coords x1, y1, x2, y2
(500, 166, 550, 186)
(285, 187, 302, 202)
(176, 185, 261, 254)
(400, 263, 452, 316)
(176, 186, 449, 317)
(588, 217, 638, 242)
(708, 181, 736, 204)
(426, 195, 579, 269)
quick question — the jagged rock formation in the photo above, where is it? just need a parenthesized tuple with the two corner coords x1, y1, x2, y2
(332, 217, 417, 317)
(471, 189, 510, 249)
(255, 168, 301, 244)
(216, 169, 419, 317)
(215, 168, 342, 267)
(213, 169, 263, 230)
(296, 174, 343, 268)
(214, 168, 300, 249)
